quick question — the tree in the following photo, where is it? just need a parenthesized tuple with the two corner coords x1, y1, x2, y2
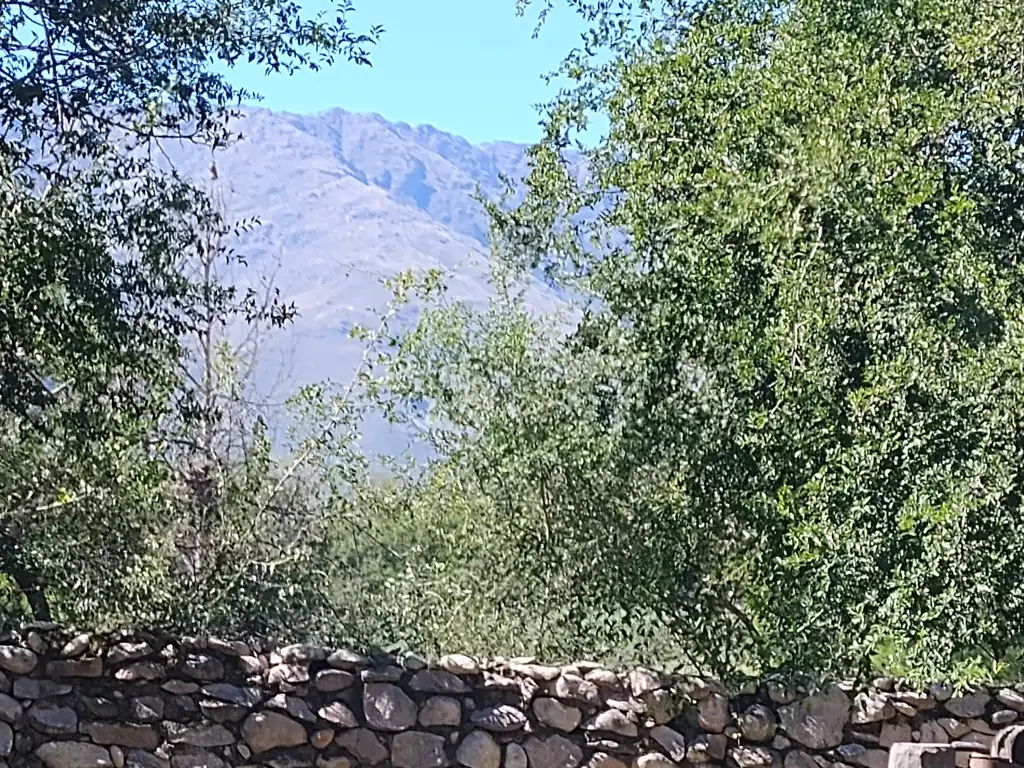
(370, 0, 1024, 684)
(0, 0, 380, 629)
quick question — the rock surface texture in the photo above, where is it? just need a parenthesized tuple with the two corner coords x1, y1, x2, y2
(0, 626, 1016, 768)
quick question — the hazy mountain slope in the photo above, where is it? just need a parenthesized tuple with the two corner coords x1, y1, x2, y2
(159, 107, 560, 454)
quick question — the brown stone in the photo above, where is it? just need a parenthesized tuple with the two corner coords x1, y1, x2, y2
(314, 669, 355, 692)
(269, 664, 310, 685)
(363, 683, 416, 731)
(37, 742, 113, 768)
(697, 693, 730, 732)
(456, 731, 500, 768)
(419, 696, 462, 727)
(391, 731, 449, 768)
(584, 709, 637, 738)
(162, 680, 199, 695)
(166, 723, 236, 748)
(534, 698, 582, 732)
(114, 662, 163, 682)
(319, 702, 358, 728)
(336, 729, 388, 766)
(311, 729, 334, 750)
(880, 722, 913, 748)
(47, 658, 103, 678)
(505, 744, 528, 768)
(82, 723, 160, 750)
(524, 735, 583, 768)
(651, 726, 688, 762)
(241, 711, 308, 754)
(554, 674, 601, 706)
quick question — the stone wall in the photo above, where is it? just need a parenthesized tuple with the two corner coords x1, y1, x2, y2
(0, 627, 1017, 768)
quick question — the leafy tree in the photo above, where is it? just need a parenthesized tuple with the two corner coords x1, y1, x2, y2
(0, 0, 379, 629)
(370, 0, 1024, 684)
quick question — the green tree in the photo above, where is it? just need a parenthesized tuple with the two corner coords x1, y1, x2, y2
(369, 0, 1024, 684)
(0, 0, 379, 629)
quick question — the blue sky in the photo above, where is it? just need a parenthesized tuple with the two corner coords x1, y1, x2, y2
(215, 0, 590, 145)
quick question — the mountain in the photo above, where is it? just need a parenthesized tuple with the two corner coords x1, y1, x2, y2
(159, 107, 563, 455)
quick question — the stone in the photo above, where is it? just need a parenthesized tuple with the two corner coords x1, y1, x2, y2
(336, 729, 388, 766)
(314, 669, 355, 692)
(167, 723, 236, 748)
(929, 684, 954, 702)
(279, 644, 326, 664)
(584, 710, 638, 738)
(420, 696, 462, 727)
(125, 751, 168, 768)
(946, 691, 989, 719)
(691, 734, 727, 763)
(836, 746, 890, 768)
(115, 662, 163, 682)
(109, 747, 124, 768)
(13, 678, 72, 699)
(634, 755, 677, 768)
(48, 658, 103, 677)
(239, 656, 263, 676)
(0, 646, 38, 674)
(524, 736, 583, 768)
(740, 705, 778, 742)
(457, 732, 500, 768)
(168, 750, 227, 768)
(625, 668, 661, 698)
(392, 731, 449, 768)
(509, 663, 562, 681)
(534, 698, 582, 732)
(992, 709, 1018, 725)
(269, 664, 310, 685)
(893, 702, 918, 718)
(107, 642, 153, 665)
(506, 744, 528, 768)
(997, 689, 1024, 712)
(27, 703, 78, 734)
(697, 693, 730, 732)
(182, 654, 224, 681)
(772, 736, 792, 751)
(241, 712, 308, 754)
(37, 742, 113, 768)
(919, 721, 950, 745)
(319, 702, 358, 728)
(887, 744, 956, 768)
(200, 701, 247, 723)
(285, 697, 317, 723)
(162, 680, 199, 695)
(127, 696, 165, 723)
(778, 686, 851, 750)
(646, 689, 675, 725)
(316, 759, 350, 768)
(0, 694, 21, 723)
(82, 723, 161, 750)
(896, 692, 937, 710)
(327, 649, 370, 670)
(768, 682, 797, 705)
(471, 704, 528, 732)
(360, 666, 403, 683)
(61, 634, 91, 657)
(410, 670, 470, 694)
(783, 752, 818, 768)
(938, 718, 970, 738)
(311, 730, 334, 750)
(730, 747, 779, 768)
(650, 726, 688, 762)
(587, 756, 628, 768)
(207, 638, 249, 656)
(586, 669, 621, 689)
(201, 684, 262, 708)
(0, 723, 9, 758)
(555, 674, 601, 706)
(852, 692, 895, 724)
(880, 721, 913, 747)
(83, 697, 119, 719)
(438, 654, 479, 675)
(363, 683, 417, 732)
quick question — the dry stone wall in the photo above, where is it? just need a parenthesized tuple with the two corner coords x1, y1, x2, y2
(0, 626, 1018, 768)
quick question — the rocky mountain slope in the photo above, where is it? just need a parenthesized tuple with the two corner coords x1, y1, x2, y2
(159, 107, 561, 455)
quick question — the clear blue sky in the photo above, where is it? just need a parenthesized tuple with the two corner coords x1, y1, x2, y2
(215, 0, 590, 145)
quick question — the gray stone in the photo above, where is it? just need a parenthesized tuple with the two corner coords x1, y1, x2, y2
(627, 668, 662, 697)
(896, 692, 937, 710)
(585, 669, 620, 689)
(938, 717, 970, 739)
(768, 682, 797, 705)
(269, 663, 310, 684)
(47, 658, 103, 677)
(392, 731, 450, 768)
(360, 666, 403, 683)
(182, 654, 224, 681)
(470, 704, 527, 732)
(162, 680, 198, 695)
(697, 693, 730, 732)
(419, 696, 462, 727)
(37, 742, 113, 768)
(336, 729, 388, 766)
(82, 697, 118, 719)
(0, 694, 21, 723)
(997, 689, 1024, 712)
(363, 683, 417, 732)
(114, 662, 163, 682)
(199, 700, 248, 723)
(919, 721, 950, 745)
(508, 663, 561, 681)
(0, 723, 10, 758)
(650, 726, 688, 762)
(327, 649, 370, 670)
(107, 642, 153, 665)
(27, 703, 78, 734)
(778, 687, 851, 750)
(852, 692, 895, 724)
(127, 696, 164, 723)
(689, 733, 727, 763)
(13, 678, 72, 699)
(992, 709, 1018, 725)
(410, 670, 470, 694)
(583, 709, 637, 738)
(169, 750, 227, 768)
(456, 732, 500, 768)
(241, 711, 308, 754)
(81, 723, 161, 750)
(279, 644, 326, 664)
(0, 646, 38, 674)
(314, 669, 355, 692)
(783, 752, 818, 768)
(585, 755, 628, 768)
(838, 745, 889, 768)
(284, 697, 317, 723)
(730, 747, 779, 768)
(316, 759, 351, 768)
(124, 750, 169, 768)
(534, 698, 582, 732)
(438, 654, 479, 674)
(524, 736, 583, 768)
(554, 674, 601, 706)
(880, 721, 913, 747)
(740, 705, 777, 742)
(505, 744, 528, 768)
(945, 691, 989, 719)
(646, 689, 675, 725)
(201, 684, 262, 708)
(634, 755, 676, 768)
(319, 702, 358, 728)
(61, 633, 91, 657)
(166, 723, 236, 748)
(930, 684, 954, 702)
